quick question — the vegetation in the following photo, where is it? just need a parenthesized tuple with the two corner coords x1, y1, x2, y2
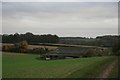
(2, 32, 59, 44)
(96, 35, 119, 47)
(1, 33, 119, 48)
(2, 41, 50, 55)
(2, 42, 112, 58)
(59, 35, 119, 47)
(1, 33, 119, 78)
(108, 60, 118, 78)
(3, 52, 117, 78)
(2, 41, 28, 53)
(112, 39, 120, 56)
(59, 37, 96, 46)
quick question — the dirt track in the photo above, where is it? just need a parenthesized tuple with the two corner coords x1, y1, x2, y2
(98, 59, 118, 78)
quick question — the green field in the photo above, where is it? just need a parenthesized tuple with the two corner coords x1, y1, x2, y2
(2, 52, 118, 78)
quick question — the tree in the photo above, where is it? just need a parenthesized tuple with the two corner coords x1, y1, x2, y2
(11, 41, 28, 53)
(2, 32, 59, 44)
(32, 47, 49, 58)
(14, 33, 20, 43)
(39, 47, 49, 56)
(19, 41, 28, 49)
(2, 45, 13, 51)
(112, 39, 120, 55)
(83, 49, 96, 57)
(19, 41, 28, 53)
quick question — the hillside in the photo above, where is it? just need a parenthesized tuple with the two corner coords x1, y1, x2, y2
(3, 52, 118, 78)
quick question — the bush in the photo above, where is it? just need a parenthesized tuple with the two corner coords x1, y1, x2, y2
(32, 48, 42, 54)
(112, 40, 120, 56)
(2, 45, 13, 51)
(2, 41, 28, 53)
(19, 41, 28, 49)
(83, 49, 96, 57)
(25, 47, 49, 55)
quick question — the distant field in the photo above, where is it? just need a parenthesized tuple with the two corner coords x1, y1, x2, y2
(2, 43, 105, 48)
(2, 43, 108, 51)
(1, 43, 58, 50)
(2, 52, 118, 78)
(28, 45, 57, 50)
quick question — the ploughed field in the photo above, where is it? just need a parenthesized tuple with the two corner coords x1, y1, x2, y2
(3, 52, 118, 78)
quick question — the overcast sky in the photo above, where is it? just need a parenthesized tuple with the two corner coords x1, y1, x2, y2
(2, 2, 118, 37)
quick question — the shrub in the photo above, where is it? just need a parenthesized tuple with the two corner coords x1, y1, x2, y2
(112, 40, 120, 56)
(2, 45, 13, 51)
(2, 41, 28, 53)
(19, 41, 28, 49)
(28, 47, 49, 55)
(14, 41, 28, 53)
(83, 49, 96, 57)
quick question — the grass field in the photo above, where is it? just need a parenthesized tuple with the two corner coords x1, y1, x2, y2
(2, 52, 118, 78)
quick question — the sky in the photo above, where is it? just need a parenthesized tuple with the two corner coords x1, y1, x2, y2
(1, 1, 118, 38)
(1, 0, 120, 2)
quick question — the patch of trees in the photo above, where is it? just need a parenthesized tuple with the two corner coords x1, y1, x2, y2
(59, 37, 96, 46)
(1, 32, 59, 44)
(2, 41, 28, 53)
(96, 35, 119, 47)
(2, 41, 50, 55)
(59, 35, 119, 47)
(0, 34, 2, 43)
(112, 38, 120, 56)
(83, 48, 110, 57)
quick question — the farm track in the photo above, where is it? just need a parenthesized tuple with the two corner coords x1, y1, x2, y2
(97, 59, 118, 78)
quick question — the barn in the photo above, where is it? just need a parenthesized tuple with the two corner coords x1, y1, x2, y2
(40, 46, 110, 60)
(41, 46, 92, 60)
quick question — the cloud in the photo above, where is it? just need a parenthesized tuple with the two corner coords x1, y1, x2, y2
(2, 0, 120, 2)
(2, 2, 118, 37)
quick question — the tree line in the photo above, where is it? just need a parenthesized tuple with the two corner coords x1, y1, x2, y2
(96, 35, 119, 47)
(1, 33, 119, 48)
(59, 35, 119, 47)
(1, 33, 119, 56)
(1, 32, 59, 44)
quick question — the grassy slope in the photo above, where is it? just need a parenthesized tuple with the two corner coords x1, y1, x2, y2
(2, 52, 117, 78)
(108, 59, 118, 78)
(67, 56, 117, 78)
